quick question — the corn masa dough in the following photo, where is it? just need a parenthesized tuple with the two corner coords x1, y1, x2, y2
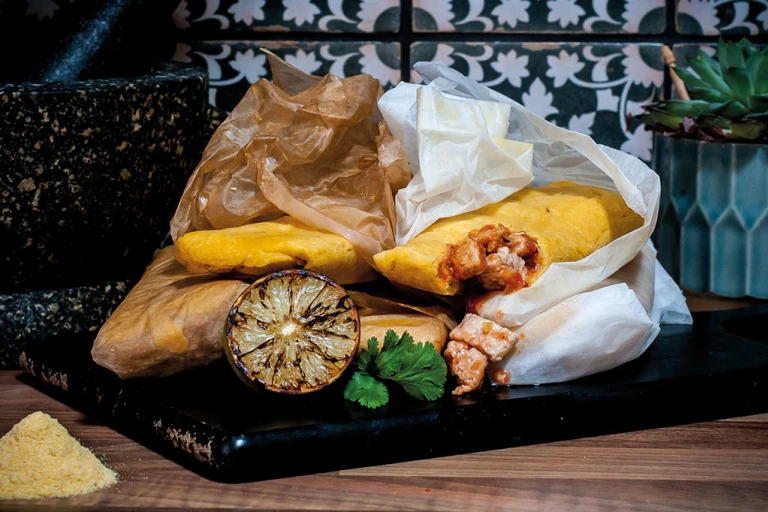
(175, 216, 377, 285)
(373, 181, 643, 295)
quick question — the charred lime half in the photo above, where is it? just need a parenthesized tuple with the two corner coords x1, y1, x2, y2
(226, 270, 360, 394)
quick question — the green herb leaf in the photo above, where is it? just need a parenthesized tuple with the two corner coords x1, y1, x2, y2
(382, 329, 400, 353)
(356, 337, 378, 374)
(343, 331, 448, 408)
(344, 372, 389, 409)
(377, 339, 448, 402)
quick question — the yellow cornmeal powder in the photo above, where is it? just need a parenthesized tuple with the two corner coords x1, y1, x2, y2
(0, 411, 118, 499)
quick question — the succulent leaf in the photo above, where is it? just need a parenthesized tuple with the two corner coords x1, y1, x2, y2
(687, 54, 734, 98)
(635, 111, 683, 130)
(697, 115, 730, 129)
(700, 51, 722, 77)
(673, 66, 709, 91)
(687, 86, 731, 103)
(720, 39, 747, 70)
(661, 100, 710, 117)
(722, 68, 754, 105)
(729, 121, 767, 140)
(711, 100, 750, 119)
(639, 39, 767, 142)
(748, 55, 768, 95)
(745, 110, 768, 119)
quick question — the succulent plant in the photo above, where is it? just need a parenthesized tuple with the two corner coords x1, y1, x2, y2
(637, 39, 768, 142)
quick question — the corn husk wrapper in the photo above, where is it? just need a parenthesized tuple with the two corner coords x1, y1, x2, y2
(349, 289, 457, 353)
(92, 247, 249, 379)
(170, 52, 410, 264)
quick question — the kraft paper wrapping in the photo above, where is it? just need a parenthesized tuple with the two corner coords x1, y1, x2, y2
(170, 52, 410, 265)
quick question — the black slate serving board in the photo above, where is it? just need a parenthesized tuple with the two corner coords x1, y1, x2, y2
(18, 305, 768, 482)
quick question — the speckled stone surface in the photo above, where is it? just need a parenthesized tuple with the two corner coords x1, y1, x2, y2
(0, 281, 131, 368)
(0, 62, 208, 292)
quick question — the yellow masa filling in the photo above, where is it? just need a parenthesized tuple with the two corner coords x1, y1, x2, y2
(373, 181, 644, 295)
(174, 216, 377, 285)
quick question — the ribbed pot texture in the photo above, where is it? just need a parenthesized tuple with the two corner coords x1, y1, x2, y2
(654, 133, 768, 298)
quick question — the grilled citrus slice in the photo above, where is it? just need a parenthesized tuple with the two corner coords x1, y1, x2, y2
(226, 270, 360, 394)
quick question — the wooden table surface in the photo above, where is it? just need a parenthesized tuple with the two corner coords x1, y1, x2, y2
(1, 294, 766, 511)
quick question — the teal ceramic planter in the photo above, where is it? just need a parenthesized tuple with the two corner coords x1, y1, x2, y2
(654, 133, 768, 298)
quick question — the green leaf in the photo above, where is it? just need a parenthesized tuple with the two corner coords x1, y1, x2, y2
(636, 111, 683, 130)
(748, 55, 768, 95)
(697, 115, 731, 129)
(729, 121, 768, 140)
(700, 50, 722, 77)
(344, 372, 389, 409)
(717, 39, 728, 70)
(710, 100, 750, 119)
(357, 337, 379, 374)
(745, 110, 768, 119)
(723, 40, 747, 70)
(377, 341, 447, 402)
(673, 66, 708, 90)
(382, 329, 399, 353)
(660, 100, 710, 118)
(736, 38, 757, 58)
(687, 54, 734, 97)
(722, 68, 754, 105)
(686, 85, 731, 103)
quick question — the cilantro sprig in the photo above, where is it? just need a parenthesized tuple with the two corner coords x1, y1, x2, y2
(343, 330, 447, 409)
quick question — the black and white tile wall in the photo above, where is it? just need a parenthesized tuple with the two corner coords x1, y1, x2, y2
(171, 0, 768, 162)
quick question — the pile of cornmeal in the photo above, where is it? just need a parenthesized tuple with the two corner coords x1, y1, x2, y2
(0, 411, 117, 500)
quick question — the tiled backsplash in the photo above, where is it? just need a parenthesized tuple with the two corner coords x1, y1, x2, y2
(172, 0, 768, 161)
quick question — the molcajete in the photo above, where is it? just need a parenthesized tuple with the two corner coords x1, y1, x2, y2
(0, 62, 209, 292)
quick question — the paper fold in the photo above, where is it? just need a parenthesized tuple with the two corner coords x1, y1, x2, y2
(379, 61, 692, 385)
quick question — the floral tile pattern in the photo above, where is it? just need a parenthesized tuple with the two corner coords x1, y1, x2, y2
(677, 0, 768, 35)
(411, 42, 664, 161)
(413, 0, 666, 33)
(173, 0, 401, 33)
(174, 41, 401, 110)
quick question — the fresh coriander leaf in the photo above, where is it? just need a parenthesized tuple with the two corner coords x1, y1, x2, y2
(377, 340, 447, 401)
(356, 337, 379, 374)
(376, 330, 409, 376)
(344, 372, 389, 409)
(382, 329, 400, 353)
(399, 331, 415, 347)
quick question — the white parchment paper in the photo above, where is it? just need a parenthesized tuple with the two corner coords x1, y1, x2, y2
(489, 242, 692, 385)
(379, 62, 693, 384)
(380, 84, 534, 243)
(380, 62, 662, 327)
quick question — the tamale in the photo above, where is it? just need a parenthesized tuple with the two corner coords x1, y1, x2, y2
(373, 181, 643, 296)
(174, 216, 378, 284)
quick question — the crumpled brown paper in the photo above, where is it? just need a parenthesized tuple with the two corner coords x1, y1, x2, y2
(170, 52, 410, 263)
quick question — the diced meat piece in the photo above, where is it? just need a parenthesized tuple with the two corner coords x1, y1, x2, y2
(448, 238, 487, 280)
(449, 313, 518, 362)
(476, 247, 528, 293)
(444, 223, 539, 293)
(505, 232, 537, 258)
(469, 224, 511, 253)
(444, 340, 487, 396)
(489, 368, 510, 385)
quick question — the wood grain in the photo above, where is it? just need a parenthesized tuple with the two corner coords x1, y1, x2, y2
(1, 370, 767, 511)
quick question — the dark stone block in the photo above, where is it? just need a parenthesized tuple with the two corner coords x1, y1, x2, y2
(0, 281, 131, 369)
(0, 62, 209, 292)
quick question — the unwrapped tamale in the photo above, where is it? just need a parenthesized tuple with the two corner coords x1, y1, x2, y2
(174, 216, 378, 284)
(373, 181, 643, 296)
